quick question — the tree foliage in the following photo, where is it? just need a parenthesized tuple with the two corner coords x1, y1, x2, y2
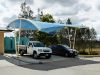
(34, 31, 59, 46)
(19, 2, 33, 19)
(40, 14, 55, 23)
(66, 18, 72, 24)
(58, 26, 97, 55)
(75, 27, 97, 54)
(35, 14, 60, 45)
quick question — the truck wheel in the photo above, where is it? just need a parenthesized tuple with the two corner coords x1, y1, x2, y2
(45, 54, 51, 59)
(20, 50, 24, 56)
(33, 51, 38, 59)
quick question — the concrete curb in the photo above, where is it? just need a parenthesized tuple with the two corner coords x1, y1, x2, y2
(79, 55, 100, 57)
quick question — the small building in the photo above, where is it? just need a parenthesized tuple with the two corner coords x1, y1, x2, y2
(0, 28, 12, 55)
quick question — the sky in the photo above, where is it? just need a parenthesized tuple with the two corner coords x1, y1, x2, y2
(0, 0, 100, 39)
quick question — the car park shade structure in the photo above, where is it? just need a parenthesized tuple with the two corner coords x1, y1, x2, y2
(7, 18, 88, 56)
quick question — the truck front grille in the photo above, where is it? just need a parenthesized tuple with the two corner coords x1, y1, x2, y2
(43, 50, 50, 52)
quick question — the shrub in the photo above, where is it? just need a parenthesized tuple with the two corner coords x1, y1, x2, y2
(79, 51, 88, 55)
(90, 51, 99, 55)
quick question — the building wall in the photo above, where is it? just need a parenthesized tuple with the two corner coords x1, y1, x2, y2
(0, 31, 4, 55)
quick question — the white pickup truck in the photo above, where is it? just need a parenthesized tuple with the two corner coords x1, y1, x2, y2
(19, 41, 52, 59)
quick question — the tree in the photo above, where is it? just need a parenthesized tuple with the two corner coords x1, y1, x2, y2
(75, 27, 97, 55)
(75, 28, 90, 53)
(18, 2, 33, 19)
(17, 2, 35, 41)
(58, 19, 63, 24)
(66, 18, 72, 24)
(35, 31, 59, 46)
(89, 28, 97, 40)
(88, 28, 97, 54)
(40, 14, 55, 23)
(35, 14, 60, 45)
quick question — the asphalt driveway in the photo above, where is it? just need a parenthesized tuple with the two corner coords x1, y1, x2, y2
(20, 56, 100, 71)
(2, 54, 100, 71)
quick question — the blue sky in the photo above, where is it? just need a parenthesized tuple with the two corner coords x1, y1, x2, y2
(0, 0, 100, 39)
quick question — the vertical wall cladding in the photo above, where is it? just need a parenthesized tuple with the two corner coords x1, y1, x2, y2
(0, 31, 4, 54)
(0, 32, 4, 54)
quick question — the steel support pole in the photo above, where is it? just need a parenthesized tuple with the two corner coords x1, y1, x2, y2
(73, 28, 77, 49)
(67, 28, 71, 48)
(17, 19, 21, 57)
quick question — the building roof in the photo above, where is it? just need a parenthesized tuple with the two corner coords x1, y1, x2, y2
(0, 27, 13, 32)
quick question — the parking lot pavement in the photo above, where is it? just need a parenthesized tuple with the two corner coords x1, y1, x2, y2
(20, 57, 100, 71)
(0, 54, 100, 75)
(0, 54, 30, 66)
(5, 54, 88, 63)
(19, 55, 67, 63)
(4, 53, 67, 64)
(2, 54, 100, 71)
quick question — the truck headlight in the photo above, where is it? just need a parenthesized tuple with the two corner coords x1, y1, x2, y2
(38, 49, 42, 52)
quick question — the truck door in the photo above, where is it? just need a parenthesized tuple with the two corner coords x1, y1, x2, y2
(27, 42, 33, 54)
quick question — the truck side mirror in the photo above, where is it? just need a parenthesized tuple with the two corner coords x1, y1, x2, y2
(30, 45, 33, 47)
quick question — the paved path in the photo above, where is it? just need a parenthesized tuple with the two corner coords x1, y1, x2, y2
(48, 64, 100, 75)
(4, 53, 68, 64)
(0, 55, 100, 75)
(80, 57, 100, 61)
(0, 61, 100, 75)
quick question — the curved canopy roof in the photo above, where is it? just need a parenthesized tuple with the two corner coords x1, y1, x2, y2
(7, 19, 64, 33)
(7, 19, 87, 33)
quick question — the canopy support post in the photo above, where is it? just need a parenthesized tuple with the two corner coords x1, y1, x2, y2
(17, 19, 21, 57)
(73, 28, 77, 49)
(67, 28, 71, 48)
(14, 22, 18, 57)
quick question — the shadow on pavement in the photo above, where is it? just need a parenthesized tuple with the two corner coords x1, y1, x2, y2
(0, 55, 100, 71)
(20, 57, 100, 71)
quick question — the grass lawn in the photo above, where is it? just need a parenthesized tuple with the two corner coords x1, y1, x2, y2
(79, 48, 100, 55)
(85, 48, 100, 52)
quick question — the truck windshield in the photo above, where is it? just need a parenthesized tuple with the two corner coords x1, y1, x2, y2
(33, 42, 45, 47)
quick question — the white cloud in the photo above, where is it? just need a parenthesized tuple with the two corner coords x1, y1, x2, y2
(0, 0, 100, 38)
(44, 0, 79, 7)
